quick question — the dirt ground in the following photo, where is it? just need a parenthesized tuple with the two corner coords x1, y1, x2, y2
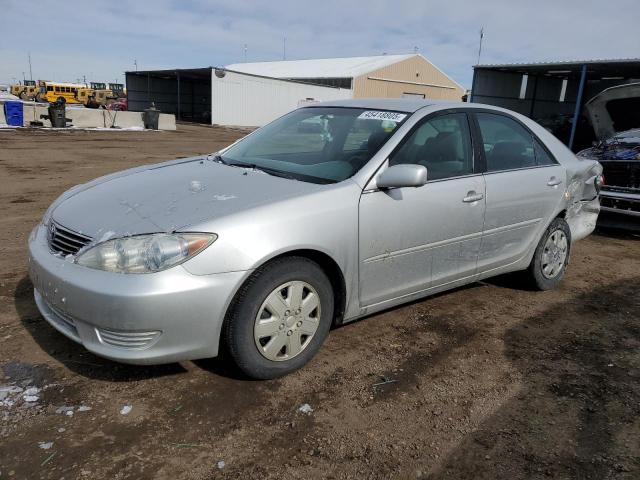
(0, 124, 638, 480)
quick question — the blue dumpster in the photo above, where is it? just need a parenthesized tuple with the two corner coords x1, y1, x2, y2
(4, 101, 23, 127)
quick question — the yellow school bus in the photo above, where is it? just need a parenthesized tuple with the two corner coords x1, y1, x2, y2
(37, 81, 86, 104)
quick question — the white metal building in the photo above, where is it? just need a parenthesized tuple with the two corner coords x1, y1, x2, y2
(125, 54, 463, 127)
(210, 69, 351, 126)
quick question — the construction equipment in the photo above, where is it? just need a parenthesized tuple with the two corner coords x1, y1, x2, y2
(10, 80, 37, 100)
(108, 83, 126, 98)
(76, 82, 126, 109)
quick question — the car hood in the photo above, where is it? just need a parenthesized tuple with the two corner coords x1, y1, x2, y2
(51, 156, 323, 239)
(585, 82, 640, 140)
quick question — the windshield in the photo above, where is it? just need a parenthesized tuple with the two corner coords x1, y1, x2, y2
(221, 107, 407, 183)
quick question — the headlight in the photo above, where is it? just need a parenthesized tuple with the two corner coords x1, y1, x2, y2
(75, 233, 216, 273)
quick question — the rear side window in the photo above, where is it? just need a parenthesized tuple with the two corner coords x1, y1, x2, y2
(476, 113, 536, 172)
(533, 139, 556, 166)
(389, 112, 473, 180)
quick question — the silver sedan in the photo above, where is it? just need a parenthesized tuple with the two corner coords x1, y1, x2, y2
(28, 99, 603, 378)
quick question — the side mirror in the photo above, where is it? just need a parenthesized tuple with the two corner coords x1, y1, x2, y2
(377, 164, 428, 189)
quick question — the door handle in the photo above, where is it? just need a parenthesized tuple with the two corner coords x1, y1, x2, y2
(462, 192, 484, 203)
(547, 177, 563, 187)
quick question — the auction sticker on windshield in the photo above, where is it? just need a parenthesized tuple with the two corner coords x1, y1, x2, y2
(358, 111, 407, 122)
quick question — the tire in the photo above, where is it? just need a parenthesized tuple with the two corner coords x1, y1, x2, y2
(223, 257, 334, 379)
(526, 217, 571, 291)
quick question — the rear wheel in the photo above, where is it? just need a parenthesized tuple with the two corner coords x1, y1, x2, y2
(526, 217, 571, 290)
(223, 257, 334, 379)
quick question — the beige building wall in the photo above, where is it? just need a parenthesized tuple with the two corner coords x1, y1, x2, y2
(352, 55, 464, 101)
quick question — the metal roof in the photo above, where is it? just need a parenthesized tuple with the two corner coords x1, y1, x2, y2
(125, 67, 213, 80)
(476, 58, 640, 69)
(474, 59, 640, 80)
(225, 54, 417, 80)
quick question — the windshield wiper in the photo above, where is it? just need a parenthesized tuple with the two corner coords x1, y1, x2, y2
(213, 156, 296, 180)
(212, 154, 230, 165)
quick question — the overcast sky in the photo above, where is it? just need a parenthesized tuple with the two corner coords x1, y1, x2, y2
(1, 0, 638, 88)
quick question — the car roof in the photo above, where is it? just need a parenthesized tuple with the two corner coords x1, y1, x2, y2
(308, 98, 507, 114)
(309, 98, 438, 113)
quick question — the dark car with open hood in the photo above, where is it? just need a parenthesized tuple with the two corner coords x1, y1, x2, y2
(578, 83, 640, 230)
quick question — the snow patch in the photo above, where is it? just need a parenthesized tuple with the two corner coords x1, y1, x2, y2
(120, 405, 132, 415)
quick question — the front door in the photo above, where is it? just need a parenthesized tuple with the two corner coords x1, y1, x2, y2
(358, 112, 486, 307)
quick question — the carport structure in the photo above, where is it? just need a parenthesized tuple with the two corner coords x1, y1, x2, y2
(471, 59, 640, 151)
(126, 68, 212, 123)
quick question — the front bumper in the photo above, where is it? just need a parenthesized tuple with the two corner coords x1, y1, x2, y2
(597, 188, 640, 231)
(599, 188, 640, 217)
(27, 224, 249, 364)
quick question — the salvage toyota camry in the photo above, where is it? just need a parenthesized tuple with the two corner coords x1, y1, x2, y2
(28, 99, 603, 379)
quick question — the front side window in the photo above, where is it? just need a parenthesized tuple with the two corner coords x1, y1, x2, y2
(222, 107, 407, 183)
(476, 113, 536, 172)
(389, 112, 473, 180)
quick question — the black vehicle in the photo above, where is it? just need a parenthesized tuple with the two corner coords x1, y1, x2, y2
(578, 83, 640, 230)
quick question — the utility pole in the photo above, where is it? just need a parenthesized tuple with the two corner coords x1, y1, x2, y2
(476, 27, 484, 65)
(283, 37, 286, 60)
(28, 52, 33, 81)
(134, 59, 138, 72)
(244, 44, 247, 62)
(83, 74, 86, 84)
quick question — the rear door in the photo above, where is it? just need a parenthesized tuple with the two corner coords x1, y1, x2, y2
(473, 112, 565, 274)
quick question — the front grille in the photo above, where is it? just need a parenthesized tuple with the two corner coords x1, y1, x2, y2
(48, 222, 93, 256)
(600, 160, 640, 189)
(96, 327, 161, 350)
(600, 194, 640, 214)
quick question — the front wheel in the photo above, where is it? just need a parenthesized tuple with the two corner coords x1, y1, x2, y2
(223, 257, 334, 379)
(526, 217, 571, 290)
